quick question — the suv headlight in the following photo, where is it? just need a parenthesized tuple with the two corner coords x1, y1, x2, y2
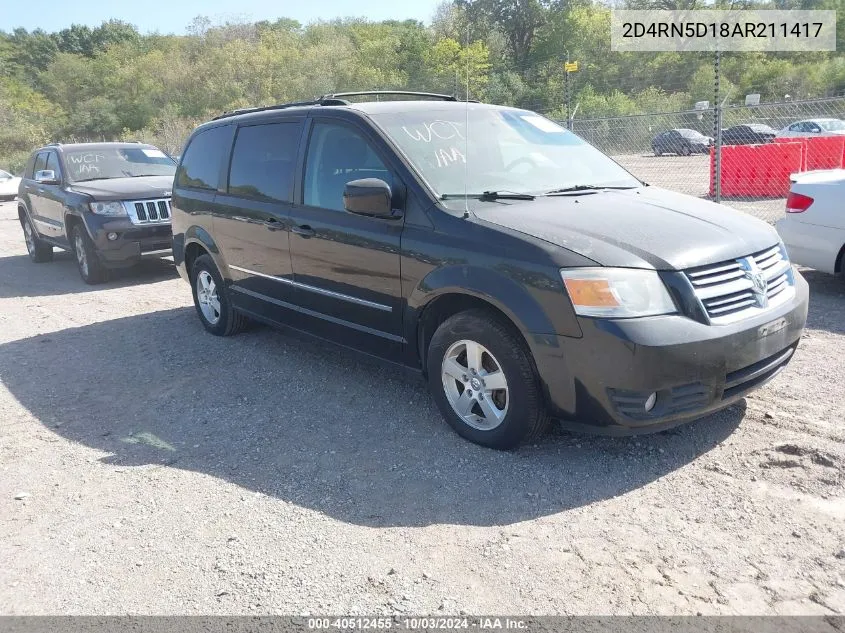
(89, 201, 127, 217)
(560, 268, 676, 318)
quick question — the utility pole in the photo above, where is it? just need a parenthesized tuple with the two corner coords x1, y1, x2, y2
(713, 49, 722, 203)
(563, 55, 579, 129)
(565, 54, 570, 128)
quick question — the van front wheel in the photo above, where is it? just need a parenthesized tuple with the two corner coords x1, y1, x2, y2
(427, 310, 550, 450)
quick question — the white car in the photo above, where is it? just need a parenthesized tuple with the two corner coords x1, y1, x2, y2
(776, 169, 845, 277)
(0, 169, 21, 201)
(776, 118, 845, 138)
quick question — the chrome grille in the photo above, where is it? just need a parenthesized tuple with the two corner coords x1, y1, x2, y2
(125, 198, 171, 225)
(685, 244, 795, 324)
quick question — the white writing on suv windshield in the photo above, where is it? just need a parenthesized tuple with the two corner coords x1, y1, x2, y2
(402, 120, 465, 143)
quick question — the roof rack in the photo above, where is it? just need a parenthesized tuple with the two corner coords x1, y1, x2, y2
(212, 97, 353, 121)
(320, 91, 458, 102)
(212, 91, 468, 121)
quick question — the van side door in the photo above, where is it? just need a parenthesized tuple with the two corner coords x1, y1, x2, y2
(213, 118, 304, 321)
(286, 117, 406, 358)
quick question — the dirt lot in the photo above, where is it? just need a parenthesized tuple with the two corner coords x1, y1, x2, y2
(1, 198, 844, 616)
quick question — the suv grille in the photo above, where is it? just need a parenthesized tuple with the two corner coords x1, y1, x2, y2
(125, 198, 171, 225)
(685, 244, 794, 324)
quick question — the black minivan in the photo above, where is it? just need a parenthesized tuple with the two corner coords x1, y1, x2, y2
(171, 92, 808, 449)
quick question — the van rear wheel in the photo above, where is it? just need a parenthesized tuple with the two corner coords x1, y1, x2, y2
(427, 309, 550, 450)
(190, 254, 249, 336)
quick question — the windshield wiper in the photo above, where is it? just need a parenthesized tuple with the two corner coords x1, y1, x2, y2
(440, 190, 536, 201)
(544, 185, 638, 195)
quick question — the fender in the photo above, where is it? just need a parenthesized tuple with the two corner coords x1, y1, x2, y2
(406, 264, 582, 343)
(63, 207, 89, 238)
(177, 225, 228, 279)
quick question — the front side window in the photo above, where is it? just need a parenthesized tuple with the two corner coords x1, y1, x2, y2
(64, 146, 175, 183)
(176, 126, 230, 190)
(228, 122, 300, 203)
(33, 152, 48, 174)
(370, 106, 639, 198)
(0, 169, 12, 180)
(303, 122, 392, 212)
(45, 153, 62, 181)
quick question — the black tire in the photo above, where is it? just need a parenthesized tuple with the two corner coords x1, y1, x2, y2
(680, 144, 691, 156)
(653, 147, 662, 157)
(20, 213, 54, 263)
(426, 309, 550, 450)
(70, 224, 107, 284)
(190, 254, 249, 336)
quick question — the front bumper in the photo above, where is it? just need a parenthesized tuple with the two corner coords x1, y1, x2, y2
(83, 214, 172, 268)
(530, 270, 809, 435)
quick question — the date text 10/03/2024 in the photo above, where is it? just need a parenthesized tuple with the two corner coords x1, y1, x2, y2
(307, 617, 529, 630)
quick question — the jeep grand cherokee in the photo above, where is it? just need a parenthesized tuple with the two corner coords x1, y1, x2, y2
(170, 92, 808, 449)
(18, 142, 176, 283)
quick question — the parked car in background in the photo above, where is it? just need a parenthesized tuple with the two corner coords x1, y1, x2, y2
(720, 124, 777, 145)
(652, 129, 713, 156)
(0, 169, 21, 200)
(171, 92, 807, 449)
(17, 142, 176, 283)
(776, 169, 845, 278)
(776, 118, 845, 138)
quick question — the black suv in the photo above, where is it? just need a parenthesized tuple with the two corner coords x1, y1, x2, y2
(17, 142, 176, 283)
(172, 91, 808, 449)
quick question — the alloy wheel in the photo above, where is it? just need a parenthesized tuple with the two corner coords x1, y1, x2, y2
(23, 220, 35, 255)
(441, 339, 509, 431)
(196, 270, 221, 325)
(74, 233, 88, 277)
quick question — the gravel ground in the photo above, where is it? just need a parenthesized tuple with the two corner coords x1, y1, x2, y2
(1, 198, 844, 616)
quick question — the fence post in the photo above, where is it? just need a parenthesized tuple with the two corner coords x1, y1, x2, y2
(713, 49, 723, 203)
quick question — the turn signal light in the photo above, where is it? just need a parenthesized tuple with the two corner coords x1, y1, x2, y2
(786, 192, 814, 213)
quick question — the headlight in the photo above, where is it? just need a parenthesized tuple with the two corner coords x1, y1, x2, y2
(89, 201, 127, 216)
(560, 268, 676, 318)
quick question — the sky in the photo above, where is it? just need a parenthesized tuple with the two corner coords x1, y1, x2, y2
(2, 0, 445, 34)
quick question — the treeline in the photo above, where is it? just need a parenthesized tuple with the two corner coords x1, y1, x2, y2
(1, 0, 844, 172)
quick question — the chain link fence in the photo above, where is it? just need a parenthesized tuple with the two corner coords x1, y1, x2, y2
(570, 96, 845, 224)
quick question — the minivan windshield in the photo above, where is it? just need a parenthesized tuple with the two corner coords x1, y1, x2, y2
(64, 146, 176, 183)
(370, 106, 640, 198)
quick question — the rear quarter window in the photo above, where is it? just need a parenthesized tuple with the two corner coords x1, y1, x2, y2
(176, 126, 231, 191)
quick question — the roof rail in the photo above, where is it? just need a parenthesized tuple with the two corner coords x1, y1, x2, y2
(321, 91, 458, 102)
(212, 97, 350, 121)
(211, 91, 470, 121)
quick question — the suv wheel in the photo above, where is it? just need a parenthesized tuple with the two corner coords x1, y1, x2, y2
(20, 214, 53, 263)
(190, 254, 249, 336)
(427, 309, 550, 450)
(71, 224, 107, 284)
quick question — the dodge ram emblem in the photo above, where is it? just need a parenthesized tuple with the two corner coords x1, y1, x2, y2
(740, 257, 769, 308)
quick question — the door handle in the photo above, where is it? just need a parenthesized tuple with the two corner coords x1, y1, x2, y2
(291, 225, 315, 238)
(263, 217, 283, 231)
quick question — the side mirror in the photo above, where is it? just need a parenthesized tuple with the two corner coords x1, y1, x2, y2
(343, 178, 396, 218)
(35, 170, 59, 185)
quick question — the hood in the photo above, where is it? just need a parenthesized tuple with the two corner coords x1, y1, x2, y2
(473, 187, 780, 270)
(67, 175, 173, 201)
